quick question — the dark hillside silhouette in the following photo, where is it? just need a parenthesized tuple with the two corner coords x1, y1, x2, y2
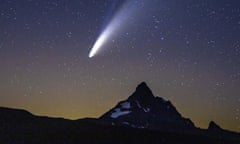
(0, 82, 239, 144)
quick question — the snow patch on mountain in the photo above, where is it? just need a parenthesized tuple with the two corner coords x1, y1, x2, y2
(120, 102, 131, 109)
(111, 108, 131, 118)
(122, 122, 130, 125)
(143, 107, 150, 112)
(136, 100, 141, 108)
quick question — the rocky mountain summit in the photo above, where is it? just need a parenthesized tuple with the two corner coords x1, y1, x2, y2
(100, 82, 194, 131)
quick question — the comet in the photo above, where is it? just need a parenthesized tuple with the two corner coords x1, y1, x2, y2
(88, 23, 115, 58)
(88, 1, 143, 58)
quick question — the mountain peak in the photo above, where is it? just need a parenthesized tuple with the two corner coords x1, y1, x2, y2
(136, 81, 148, 88)
(128, 82, 154, 102)
(208, 121, 222, 131)
(136, 82, 151, 92)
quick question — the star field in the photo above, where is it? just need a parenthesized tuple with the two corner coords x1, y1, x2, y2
(0, 0, 240, 132)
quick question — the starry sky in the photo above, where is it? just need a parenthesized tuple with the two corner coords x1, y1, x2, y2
(0, 0, 240, 132)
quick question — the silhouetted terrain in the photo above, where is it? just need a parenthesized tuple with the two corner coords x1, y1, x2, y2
(0, 82, 240, 144)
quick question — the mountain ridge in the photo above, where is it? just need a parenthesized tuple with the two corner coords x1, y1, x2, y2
(0, 82, 239, 144)
(100, 82, 195, 131)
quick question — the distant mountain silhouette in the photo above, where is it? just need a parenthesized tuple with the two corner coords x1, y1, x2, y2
(100, 82, 194, 131)
(208, 121, 222, 131)
(0, 82, 240, 144)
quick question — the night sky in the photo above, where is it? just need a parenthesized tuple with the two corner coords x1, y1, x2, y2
(1, 0, 240, 132)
